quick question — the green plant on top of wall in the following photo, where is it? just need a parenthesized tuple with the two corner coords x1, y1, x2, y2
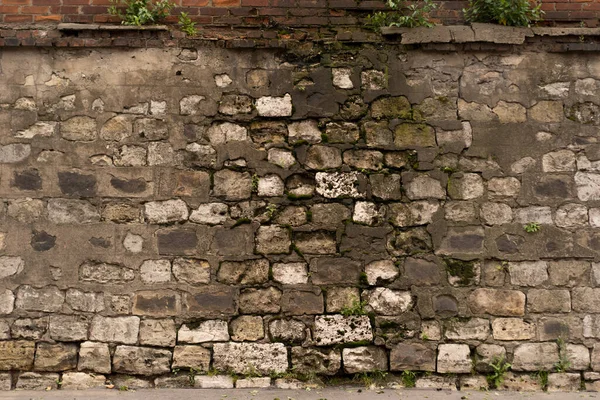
(108, 0, 174, 26)
(463, 0, 543, 27)
(367, 0, 437, 30)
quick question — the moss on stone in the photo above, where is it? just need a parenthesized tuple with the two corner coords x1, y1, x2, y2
(444, 258, 476, 285)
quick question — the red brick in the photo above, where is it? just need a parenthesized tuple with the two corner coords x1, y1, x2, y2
(21, 5, 51, 13)
(5, 15, 34, 22)
(555, 3, 583, 10)
(242, 0, 268, 6)
(3, 0, 31, 5)
(182, 0, 210, 6)
(213, 0, 241, 6)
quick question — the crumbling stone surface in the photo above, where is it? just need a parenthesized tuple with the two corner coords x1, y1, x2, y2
(0, 43, 596, 392)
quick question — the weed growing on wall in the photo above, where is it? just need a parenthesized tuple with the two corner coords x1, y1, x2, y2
(108, 0, 174, 26)
(367, 0, 437, 30)
(463, 0, 543, 27)
(179, 12, 198, 36)
(486, 356, 511, 389)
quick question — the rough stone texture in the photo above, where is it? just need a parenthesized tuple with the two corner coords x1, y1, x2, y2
(437, 344, 472, 373)
(512, 343, 560, 371)
(112, 346, 172, 375)
(314, 315, 373, 346)
(213, 343, 288, 374)
(1, 43, 600, 389)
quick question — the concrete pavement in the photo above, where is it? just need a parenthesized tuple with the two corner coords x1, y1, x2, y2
(0, 388, 598, 400)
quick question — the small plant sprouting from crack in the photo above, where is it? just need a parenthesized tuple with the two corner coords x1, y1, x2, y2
(340, 299, 367, 316)
(486, 356, 511, 389)
(523, 221, 540, 233)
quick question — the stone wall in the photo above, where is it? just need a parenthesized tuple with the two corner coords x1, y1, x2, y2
(1, 36, 600, 391)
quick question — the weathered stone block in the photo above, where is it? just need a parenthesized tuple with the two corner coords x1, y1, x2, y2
(548, 260, 590, 287)
(548, 373, 581, 392)
(113, 346, 172, 375)
(437, 344, 471, 373)
(272, 262, 308, 284)
(178, 320, 229, 343)
(213, 343, 288, 374)
(309, 257, 362, 285)
(0, 341, 35, 371)
(448, 173, 484, 200)
(239, 287, 281, 314)
(89, 315, 140, 344)
(157, 229, 198, 255)
(404, 174, 445, 200)
(572, 288, 600, 313)
(527, 289, 571, 313)
(66, 289, 104, 312)
(365, 259, 399, 285)
(256, 226, 290, 254)
(193, 375, 234, 389)
(305, 145, 342, 170)
(231, 316, 264, 341)
(469, 288, 525, 316)
(291, 347, 340, 375)
(281, 288, 324, 315)
(364, 288, 412, 316)
(49, 315, 89, 341)
(172, 345, 210, 370)
(512, 343, 559, 371)
(213, 170, 252, 201)
(445, 318, 490, 340)
(314, 315, 372, 346)
(15, 285, 64, 312)
(140, 319, 176, 347)
(370, 173, 402, 200)
(11, 317, 47, 340)
(79, 261, 134, 283)
(508, 261, 548, 287)
(256, 94, 292, 117)
(295, 231, 337, 254)
(269, 319, 307, 344)
(78, 341, 111, 374)
(492, 318, 535, 340)
(217, 259, 269, 285)
(394, 124, 435, 148)
(172, 258, 211, 285)
(390, 343, 436, 372)
(315, 172, 366, 199)
(133, 290, 180, 317)
(34, 342, 78, 371)
(183, 288, 236, 317)
(15, 372, 59, 390)
(342, 346, 388, 374)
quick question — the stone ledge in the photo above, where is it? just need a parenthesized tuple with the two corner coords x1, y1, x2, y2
(381, 23, 600, 44)
(57, 23, 168, 31)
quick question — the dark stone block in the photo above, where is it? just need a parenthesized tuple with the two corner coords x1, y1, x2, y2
(403, 257, 441, 285)
(133, 291, 180, 316)
(30, 230, 56, 252)
(183, 288, 237, 317)
(281, 288, 324, 315)
(157, 229, 197, 255)
(309, 257, 362, 285)
(110, 177, 147, 193)
(13, 169, 42, 191)
(390, 343, 436, 371)
(434, 294, 458, 317)
(495, 233, 524, 254)
(58, 171, 97, 197)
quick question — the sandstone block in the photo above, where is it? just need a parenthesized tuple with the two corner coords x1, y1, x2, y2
(512, 343, 559, 371)
(213, 342, 288, 374)
(78, 341, 111, 374)
(172, 345, 210, 370)
(314, 315, 372, 346)
(342, 346, 388, 374)
(113, 346, 172, 375)
(437, 344, 471, 373)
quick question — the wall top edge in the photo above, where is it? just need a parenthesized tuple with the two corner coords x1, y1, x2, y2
(3, 22, 600, 50)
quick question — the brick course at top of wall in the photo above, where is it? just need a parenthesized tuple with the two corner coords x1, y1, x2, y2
(0, 0, 599, 27)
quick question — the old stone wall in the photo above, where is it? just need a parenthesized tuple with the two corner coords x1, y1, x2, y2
(1, 38, 600, 391)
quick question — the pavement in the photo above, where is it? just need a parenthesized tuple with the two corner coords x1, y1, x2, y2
(0, 388, 598, 400)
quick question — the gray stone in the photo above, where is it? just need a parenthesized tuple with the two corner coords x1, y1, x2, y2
(512, 343, 559, 371)
(15, 285, 63, 312)
(112, 346, 172, 375)
(332, 68, 353, 89)
(269, 319, 307, 344)
(0, 256, 24, 280)
(575, 172, 600, 201)
(100, 115, 133, 141)
(78, 341, 111, 374)
(15, 372, 59, 390)
(0, 289, 14, 315)
(140, 319, 176, 347)
(235, 377, 271, 388)
(492, 318, 535, 340)
(89, 316, 140, 344)
(527, 289, 571, 313)
(239, 287, 281, 314)
(144, 199, 189, 224)
(213, 342, 288, 374)
(342, 346, 388, 374)
(193, 376, 234, 389)
(47, 199, 100, 224)
(508, 261, 548, 286)
(547, 373, 581, 392)
(257, 174, 285, 197)
(268, 148, 296, 168)
(147, 142, 179, 166)
(437, 344, 472, 373)
(207, 122, 247, 144)
(217, 259, 269, 285)
(256, 226, 290, 254)
(11, 317, 47, 340)
(49, 315, 89, 341)
(445, 318, 490, 340)
(365, 260, 399, 286)
(8, 198, 44, 223)
(189, 203, 228, 225)
(390, 343, 436, 372)
(79, 261, 135, 283)
(34, 342, 78, 371)
(555, 203, 588, 228)
(448, 173, 484, 200)
(305, 145, 342, 170)
(178, 320, 229, 343)
(405, 174, 445, 200)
